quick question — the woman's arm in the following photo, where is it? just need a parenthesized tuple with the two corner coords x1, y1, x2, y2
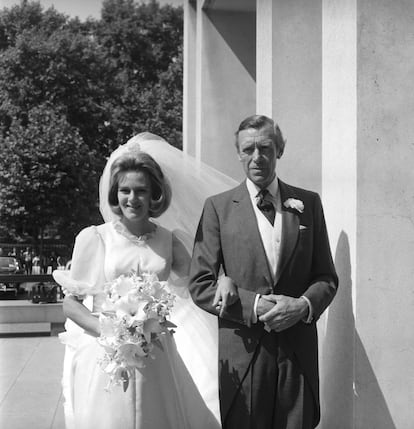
(54, 226, 106, 336)
(63, 295, 100, 337)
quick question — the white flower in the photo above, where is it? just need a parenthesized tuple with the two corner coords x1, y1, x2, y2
(99, 312, 118, 337)
(114, 295, 149, 323)
(97, 271, 176, 392)
(284, 198, 304, 213)
(113, 276, 135, 297)
(147, 280, 165, 299)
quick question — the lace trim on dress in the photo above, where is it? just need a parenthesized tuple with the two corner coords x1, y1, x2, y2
(113, 220, 157, 246)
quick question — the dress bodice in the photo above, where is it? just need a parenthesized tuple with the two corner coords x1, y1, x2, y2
(101, 221, 173, 282)
(91, 221, 173, 313)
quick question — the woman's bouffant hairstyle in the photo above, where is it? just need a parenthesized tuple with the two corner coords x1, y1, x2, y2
(108, 152, 171, 218)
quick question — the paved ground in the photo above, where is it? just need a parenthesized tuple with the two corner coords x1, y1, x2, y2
(0, 334, 65, 429)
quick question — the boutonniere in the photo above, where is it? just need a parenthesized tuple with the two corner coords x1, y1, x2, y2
(283, 198, 304, 213)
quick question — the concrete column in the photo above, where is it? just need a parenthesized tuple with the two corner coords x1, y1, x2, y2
(321, 1, 414, 428)
(194, 0, 204, 162)
(257, 0, 323, 193)
(355, 1, 414, 427)
(256, 0, 273, 117)
(185, 2, 256, 179)
(183, 1, 197, 156)
(319, 1, 357, 428)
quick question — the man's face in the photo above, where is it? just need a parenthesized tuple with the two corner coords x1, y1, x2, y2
(237, 125, 278, 188)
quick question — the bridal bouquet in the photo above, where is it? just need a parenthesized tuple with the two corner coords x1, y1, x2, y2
(97, 271, 176, 392)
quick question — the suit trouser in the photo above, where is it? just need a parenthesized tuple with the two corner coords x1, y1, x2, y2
(223, 331, 314, 429)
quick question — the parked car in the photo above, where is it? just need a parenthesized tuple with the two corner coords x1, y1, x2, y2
(0, 256, 23, 274)
(0, 256, 23, 296)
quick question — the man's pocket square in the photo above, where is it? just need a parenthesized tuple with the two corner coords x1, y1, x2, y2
(299, 225, 308, 230)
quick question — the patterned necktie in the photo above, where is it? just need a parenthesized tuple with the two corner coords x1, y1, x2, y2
(256, 189, 275, 226)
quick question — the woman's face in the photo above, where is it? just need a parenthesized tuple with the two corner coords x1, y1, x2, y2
(117, 170, 152, 223)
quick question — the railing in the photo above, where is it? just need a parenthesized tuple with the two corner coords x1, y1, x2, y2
(0, 274, 61, 302)
(0, 274, 54, 283)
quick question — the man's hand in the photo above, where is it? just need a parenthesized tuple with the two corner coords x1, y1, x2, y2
(258, 295, 308, 332)
(256, 294, 277, 317)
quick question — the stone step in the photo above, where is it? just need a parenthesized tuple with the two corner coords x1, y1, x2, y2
(0, 322, 51, 334)
(0, 300, 65, 324)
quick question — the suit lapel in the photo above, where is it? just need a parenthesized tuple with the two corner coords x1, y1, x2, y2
(275, 180, 300, 286)
(232, 182, 273, 287)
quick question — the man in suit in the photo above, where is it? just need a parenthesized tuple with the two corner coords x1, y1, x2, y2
(189, 115, 338, 429)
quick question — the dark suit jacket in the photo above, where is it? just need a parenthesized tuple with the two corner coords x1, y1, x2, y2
(189, 179, 338, 427)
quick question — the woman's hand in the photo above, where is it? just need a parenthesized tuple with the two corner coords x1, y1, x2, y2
(213, 275, 239, 317)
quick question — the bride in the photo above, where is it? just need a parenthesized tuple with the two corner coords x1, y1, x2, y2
(53, 134, 238, 429)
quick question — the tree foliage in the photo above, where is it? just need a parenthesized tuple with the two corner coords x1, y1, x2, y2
(0, 104, 101, 243)
(0, 0, 183, 244)
(95, 0, 183, 150)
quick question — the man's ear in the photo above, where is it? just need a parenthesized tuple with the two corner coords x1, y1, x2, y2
(277, 148, 284, 159)
(235, 144, 242, 161)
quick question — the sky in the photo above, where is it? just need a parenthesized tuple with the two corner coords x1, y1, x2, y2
(0, 0, 183, 21)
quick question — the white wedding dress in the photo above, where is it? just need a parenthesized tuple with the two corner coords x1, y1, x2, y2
(55, 221, 221, 429)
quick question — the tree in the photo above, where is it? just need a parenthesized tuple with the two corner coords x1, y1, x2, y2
(0, 25, 116, 154)
(0, 104, 101, 245)
(0, 0, 68, 51)
(0, 0, 183, 244)
(137, 43, 183, 147)
(95, 0, 183, 149)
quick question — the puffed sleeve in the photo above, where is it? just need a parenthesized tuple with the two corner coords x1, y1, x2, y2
(53, 226, 106, 299)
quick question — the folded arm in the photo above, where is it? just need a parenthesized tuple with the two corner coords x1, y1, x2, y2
(259, 193, 338, 331)
(189, 198, 257, 325)
(63, 295, 100, 337)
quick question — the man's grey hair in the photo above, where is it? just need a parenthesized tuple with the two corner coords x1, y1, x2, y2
(235, 114, 286, 158)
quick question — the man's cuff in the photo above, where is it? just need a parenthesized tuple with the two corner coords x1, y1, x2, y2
(300, 295, 313, 324)
(252, 294, 261, 323)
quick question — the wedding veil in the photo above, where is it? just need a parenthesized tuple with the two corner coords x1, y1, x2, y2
(99, 132, 238, 252)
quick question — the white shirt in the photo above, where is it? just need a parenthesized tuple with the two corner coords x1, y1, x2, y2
(246, 177, 282, 279)
(245, 177, 313, 324)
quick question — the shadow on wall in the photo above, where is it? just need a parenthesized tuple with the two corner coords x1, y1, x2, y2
(204, 9, 256, 80)
(318, 231, 396, 429)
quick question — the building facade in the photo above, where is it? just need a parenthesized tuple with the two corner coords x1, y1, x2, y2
(183, 1, 414, 428)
